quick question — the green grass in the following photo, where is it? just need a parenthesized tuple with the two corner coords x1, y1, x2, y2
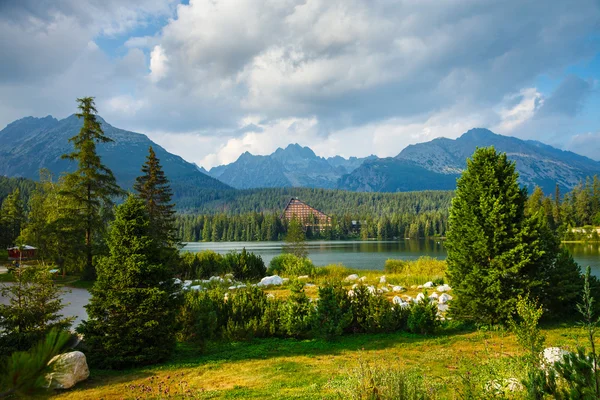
(52, 322, 588, 399)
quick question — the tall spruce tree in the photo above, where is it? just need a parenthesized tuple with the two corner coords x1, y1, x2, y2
(77, 195, 179, 369)
(61, 97, 123, 279)
(446, 147, 546, 324)
(133, 146, 178, 265)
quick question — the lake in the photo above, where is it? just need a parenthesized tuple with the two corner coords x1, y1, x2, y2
(183, 240, 600, 277)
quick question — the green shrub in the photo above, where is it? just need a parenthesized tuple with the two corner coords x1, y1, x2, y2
(268, 254, 315, 277)
(280, 281, 313, 338)
(178, 251, 225, 279)
(312, 282, 352, 340)
(224, 286, 269, 340)
(222, 248, 266, 281)
(384, 259, 407, 274)
(349, 285, 407, 334)
(407, 300, 439, 335)
(177, 289, 223, 346)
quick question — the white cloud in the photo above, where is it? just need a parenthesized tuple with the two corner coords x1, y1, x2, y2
(149, 45, 169, 82)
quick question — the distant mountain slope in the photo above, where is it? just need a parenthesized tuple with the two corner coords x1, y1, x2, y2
(339, 128, 600, 193)
(207, 143, 374, 189)
(0, 115, 231, 204)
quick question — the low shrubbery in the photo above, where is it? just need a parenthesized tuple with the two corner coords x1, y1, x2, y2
(178, 281, 431, 346)
(267, 254, 315, 277)
(177, 248, 266, 281)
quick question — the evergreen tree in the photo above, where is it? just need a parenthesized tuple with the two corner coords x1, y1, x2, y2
(284, 218, 308, 258)
(61, 97, 123, 279)
(446, 147, 545, 324)
(77, 195, 179, 369)
(134, 146, 179, 269)
(0, 267, 73, 356)
(0, 188, 25, 248)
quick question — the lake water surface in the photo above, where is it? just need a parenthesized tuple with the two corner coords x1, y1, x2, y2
(183, 240, 600, 277)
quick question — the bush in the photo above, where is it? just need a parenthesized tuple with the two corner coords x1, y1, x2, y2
(222, 248, 266, 281)
(407, 300, 439, 335)
(268, 254, 315, 277)
(280, 281, 313, 338)
(312, 282, 352, 340)
(224, 286, 269, 340)
(384, 259, 407, 274)
(349, 285, 408, 334)
(177, 289, 224, 346)
(178, 251, 224, 279)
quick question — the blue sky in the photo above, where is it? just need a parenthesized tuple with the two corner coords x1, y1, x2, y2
(1, 0, 599, 168)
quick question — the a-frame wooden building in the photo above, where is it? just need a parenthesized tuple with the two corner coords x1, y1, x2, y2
(282, 197, 331, 231)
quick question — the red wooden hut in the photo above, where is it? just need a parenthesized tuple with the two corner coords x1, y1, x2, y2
(7, 245, 37, 261)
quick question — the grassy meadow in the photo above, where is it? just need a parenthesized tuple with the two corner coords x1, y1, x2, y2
(50, 323, 588, 399)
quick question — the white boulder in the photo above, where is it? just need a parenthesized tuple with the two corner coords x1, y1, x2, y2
(428, 293, 439, 300)
(345, 274, 359, 281)
(392, 285, 405, 292)
(437, 304, 449, 312)
(359, 276, 367, 282)
(423, 281, 434, 288)
(437, 284, 452, 292)
(367, 285, 376, 294)
(45, 351, 89, 389)
(304, 283, 315, 287)
(173, 278, 182, 285)
(439, 293, 453, 304)
(379, 276, 386, 284)
(209, 276, 224, 282)
(298, 275, 310, 280)
(380, 286, 389, 292)
(348, 290, 355, 297)
(257, 275, 284, 287)
(393, 296, 403, 305)
(415, 293, 425, 303)
(189, 285, 203, 291)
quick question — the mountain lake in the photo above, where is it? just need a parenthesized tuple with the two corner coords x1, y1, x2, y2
(183, 239, 600, 278)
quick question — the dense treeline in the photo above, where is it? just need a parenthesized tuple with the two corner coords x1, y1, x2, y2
(0, 177, 35, 205)
(175, 210, 449, 242)
(179, 187, 454, 215)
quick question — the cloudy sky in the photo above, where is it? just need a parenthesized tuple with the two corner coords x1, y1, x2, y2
(1, 0, 599, 168)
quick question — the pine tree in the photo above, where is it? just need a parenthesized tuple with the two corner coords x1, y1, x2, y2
(134, 146, 177, 246)
(284, 218, 308, 258)
(0, 267, 73, 356)
(77, 195, 179, 369)
(61, 97, 123, 279)
(134, 146, 179, 269)
(0, 188, 25, 247)
(446, 147, 545, 324)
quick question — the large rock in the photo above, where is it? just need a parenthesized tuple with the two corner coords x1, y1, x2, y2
(45, 351, 89, 389)
(257, 275, 284, 287)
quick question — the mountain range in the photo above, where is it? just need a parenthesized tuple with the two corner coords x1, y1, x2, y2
(2, 114, 599, 201)
(207, 128, 600, 194)
(0, 115, 231, 204)
(207, 144, 376, 189)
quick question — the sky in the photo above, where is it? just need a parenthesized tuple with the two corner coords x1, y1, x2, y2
(1, 0, 599, 169)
